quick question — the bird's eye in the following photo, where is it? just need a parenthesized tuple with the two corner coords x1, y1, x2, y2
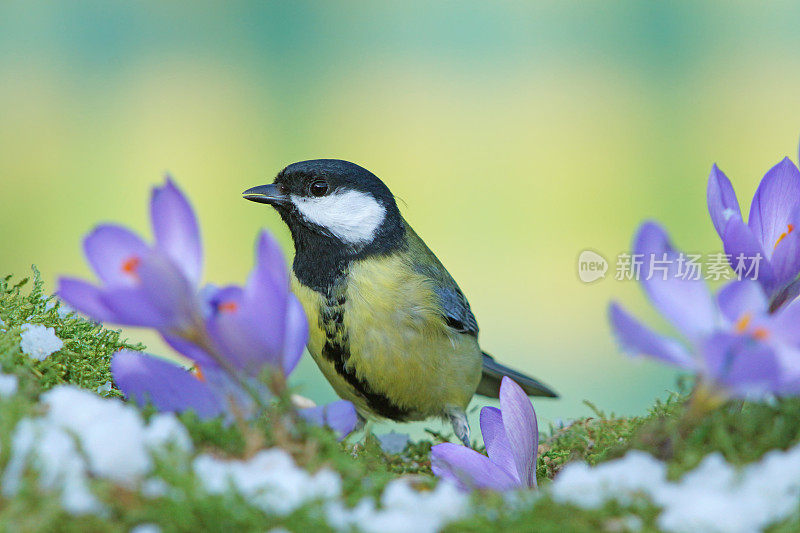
(309, 180, 329, 197)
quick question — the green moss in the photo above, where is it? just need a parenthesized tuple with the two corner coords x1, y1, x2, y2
(446, 493, 661, 533)
(0, 268, 144, 393)
(537, 396, 681, 480)
(613, 396, 800, 477)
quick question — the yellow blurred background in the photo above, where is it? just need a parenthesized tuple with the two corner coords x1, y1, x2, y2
(2, 2, 800, 435)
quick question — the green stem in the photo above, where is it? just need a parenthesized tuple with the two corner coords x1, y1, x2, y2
(175, 320, 273, 416)
(681, 380, 727, 428)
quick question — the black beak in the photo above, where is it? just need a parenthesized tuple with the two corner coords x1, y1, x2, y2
(242, 184, 290, 206)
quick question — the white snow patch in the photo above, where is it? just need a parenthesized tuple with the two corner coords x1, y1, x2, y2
(42, 386, 151, 484)
(129, 524, 161, 533)
(1, 385, 193, 515)
(193, 448, 342, 516)
(326, 478, 467, 533)
(0, 373, 18, 397)
(44, 296, 73, 318)
(141, 478, 171, 499)
(551, 450, 666, 509)
(551, 445, 800, 533)
(2, 418, 102, 515)
(144, 413, 193, 454)
(20, 323, 63, 360)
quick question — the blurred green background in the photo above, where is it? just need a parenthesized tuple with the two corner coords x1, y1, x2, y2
(2, 2, 800, 436)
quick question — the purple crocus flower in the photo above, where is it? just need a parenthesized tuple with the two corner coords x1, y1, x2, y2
(108, 228, 357, 439)
(609, 222, 800, 399)
(201, 231, 309, 377)
(707, 158, 800, 309)
(111, 349, 358, 439)
(60, 176, 357, 438)
(142, 230, 308, 379)
(58, 178, 203, 332)
(431, 377, 538, 491)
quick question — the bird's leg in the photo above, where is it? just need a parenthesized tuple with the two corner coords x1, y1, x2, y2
(446, 407, 471, 447)
(347, 414, 370, 457)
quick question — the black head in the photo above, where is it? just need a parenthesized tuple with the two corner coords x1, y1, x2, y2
(243, 159, 406, 289)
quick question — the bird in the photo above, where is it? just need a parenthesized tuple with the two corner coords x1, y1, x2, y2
(243, 159, 557, 446)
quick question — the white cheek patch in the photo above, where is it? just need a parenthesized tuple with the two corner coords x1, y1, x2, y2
(291, 189, 387, 245)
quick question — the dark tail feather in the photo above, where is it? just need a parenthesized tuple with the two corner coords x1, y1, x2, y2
(476, 352, 558, 398)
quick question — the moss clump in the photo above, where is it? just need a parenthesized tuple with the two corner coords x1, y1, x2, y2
(0, 268, 144, 393)
(612, 396, 800, 477)
(538, 397, 682, 481)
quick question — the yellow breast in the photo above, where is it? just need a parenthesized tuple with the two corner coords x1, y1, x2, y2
(291, 253, 482, 421)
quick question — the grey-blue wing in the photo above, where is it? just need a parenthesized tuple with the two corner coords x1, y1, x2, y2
(434, 284, 479, 336)
(403, 222, 479, 336)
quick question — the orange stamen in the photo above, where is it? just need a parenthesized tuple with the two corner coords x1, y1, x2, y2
(218, 301, 238, 313)
(121, 256, 141, 278)
(735, 312, 770, 340)
(775, 224, 795, 249)
(193, 366, 206, 382)
(734, 313, 752, 333)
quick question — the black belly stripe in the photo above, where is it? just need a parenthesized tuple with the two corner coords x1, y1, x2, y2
(322, 340, 412, 421)
(319, 294, 411, 421)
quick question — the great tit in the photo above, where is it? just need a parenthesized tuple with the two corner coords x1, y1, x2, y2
(243, 159, 557, 446)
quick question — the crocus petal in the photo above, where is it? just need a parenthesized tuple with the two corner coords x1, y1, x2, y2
(162, 333, 219, 368)
(608, 303, 697, 370)
(206, 247, 289, 374)
(770, 300, 800, 347)
(100, 253, 199, 330)
(707, 164, 742, 237)
(57, 277, 117, 322)
(721, 214, 776, 295)
(207, 285, 244, 309)
(250, 230, 290, 293)
(479, 406, 519, 483)
(198, 283, 221, 318)
(282, 296, 309, 374)
(773, 345, 800, 394)
(137, 253, 201, 331)
(239, 236, 290, 355)
(111, 350, 224, 419)
(431, 442, 520, 491)
(101, 286, 174, 328)
(83, 224, 149, 286)
(206, 298, 284, 375)
(498, 377, 538, 488)
(748, 158, 800, 255)
(702, 334, 782, 399)
(716, 280, 768, 324)
(634, 222, 717, 340)
(150, 177, 203, 286)
(299, 400, 358, 440)
(243, 231, 290, 326)
(767, 206, 800, 290)
(770, 279, 800, 312)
